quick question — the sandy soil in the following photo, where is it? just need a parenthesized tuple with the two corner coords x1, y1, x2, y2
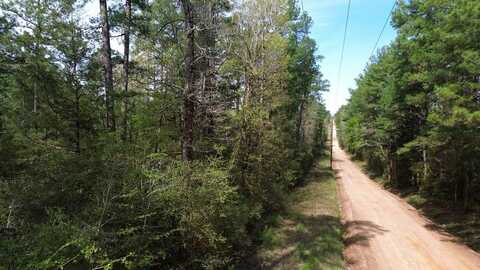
(333, 126, 480, 270)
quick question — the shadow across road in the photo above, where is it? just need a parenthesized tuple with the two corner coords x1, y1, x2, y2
(344, 220, 388, 247)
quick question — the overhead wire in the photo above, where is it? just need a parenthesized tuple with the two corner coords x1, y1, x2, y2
(369, 0, 398, 59)
(336, 0, 352, 94)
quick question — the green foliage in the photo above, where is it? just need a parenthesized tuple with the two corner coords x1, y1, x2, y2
(336, 0, 480, 209)
(0, 0, 329, 268)
(137, 157, 251, 269)
(256, 157, 344, 269)
(406, 194, 427, 208)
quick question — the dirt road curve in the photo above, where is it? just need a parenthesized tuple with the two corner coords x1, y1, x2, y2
(333, 127, 480, 270)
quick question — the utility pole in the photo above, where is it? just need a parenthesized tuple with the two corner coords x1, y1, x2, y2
(330, 120, 334, 169)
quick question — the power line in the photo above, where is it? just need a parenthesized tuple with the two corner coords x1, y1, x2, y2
(369, 0, 397, 59)
(336, 0, 352, 93)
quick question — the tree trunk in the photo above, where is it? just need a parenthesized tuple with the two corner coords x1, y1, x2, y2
(389, 153, 398, 187)
(464, 174, 469, 211)
(454, 180, 458, 204)
(296, 98, 305, 146)
(243, 68, 252, 107)
(181, 0, 195, 161)
(73, 63, 81, 153)
(99, 0, 115, 131)
(463, 161, 472, 211)
(33, 82, 37, 113)
(75, 90, 80, 153)
(198, 4, 216, 138)
(422, 147, 428, 182)
(6, 200, 15, 229)
(122, 0, 131, 141)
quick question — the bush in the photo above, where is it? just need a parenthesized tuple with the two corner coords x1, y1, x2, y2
(131, 156, 252, 269)
(406, 194, 427, 208)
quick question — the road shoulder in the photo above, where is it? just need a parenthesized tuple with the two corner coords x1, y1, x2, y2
(255, 157, 345, 270)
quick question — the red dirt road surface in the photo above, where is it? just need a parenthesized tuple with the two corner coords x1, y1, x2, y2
(333, 127, 480, 270)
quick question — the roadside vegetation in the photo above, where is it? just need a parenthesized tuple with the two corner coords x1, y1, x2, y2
(253, 155, 344, 270)
(0, 0, 331, 269)
(335, 0, 480, 252)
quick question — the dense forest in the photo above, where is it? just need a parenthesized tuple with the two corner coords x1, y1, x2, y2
(0, 0, 330, 268)
(336, 0, 480, 211)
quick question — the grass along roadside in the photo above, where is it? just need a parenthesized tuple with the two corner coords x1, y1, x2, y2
(254, 156, 344, 270)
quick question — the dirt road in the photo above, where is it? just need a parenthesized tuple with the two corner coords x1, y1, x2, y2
(333, 127, 480, 270)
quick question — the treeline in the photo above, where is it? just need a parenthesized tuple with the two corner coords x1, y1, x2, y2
(0, 0, 329, 269)
(336, 0, 480, 210)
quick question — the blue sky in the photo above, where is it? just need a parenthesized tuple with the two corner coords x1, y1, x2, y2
(302, 0, 397, 113)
